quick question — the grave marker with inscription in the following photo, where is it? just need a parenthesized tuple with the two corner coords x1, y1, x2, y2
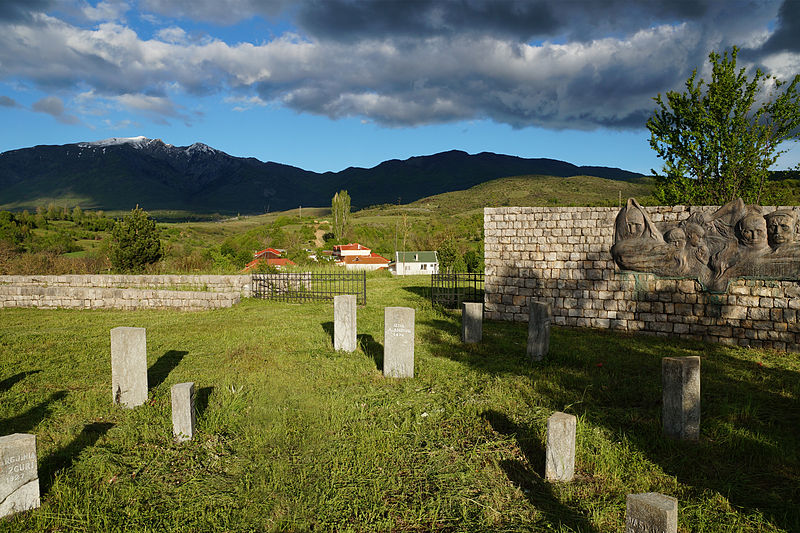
(111, 326, 148, 408)
(662, 356, 700, 440)
(384, 307, 415, 378)
(171, 382, 196, 442)
(0, 433, 40, 517)
(625, 492, 678, 533)
(545, 412, 576, 482)
(334, 295, 357, 352)
(461, 302, 483, 343)
(527, 299, 551, 361)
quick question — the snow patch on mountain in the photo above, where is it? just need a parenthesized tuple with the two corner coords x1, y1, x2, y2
(78, 136, 163, 148)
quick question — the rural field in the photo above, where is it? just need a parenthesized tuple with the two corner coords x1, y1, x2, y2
(1, 274, 798, 532)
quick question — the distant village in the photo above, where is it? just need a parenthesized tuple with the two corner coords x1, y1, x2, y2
(243, 242, 439, 276)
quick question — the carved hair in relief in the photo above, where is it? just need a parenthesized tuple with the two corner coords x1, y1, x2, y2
(611, 198, 800, 292)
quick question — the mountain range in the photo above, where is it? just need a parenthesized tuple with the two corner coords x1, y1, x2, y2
(0, 137, 645, 213)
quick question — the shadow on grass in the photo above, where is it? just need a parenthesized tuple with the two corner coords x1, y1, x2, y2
(0, 391, 67, 434)
(40, 421, 114, 494)
(402, 285, 431, 301)
(149, 350, 188, 391)
(0, 370, 41, 393)
(421, 315, 800, 530)
(321, 321, 334, 346)
(358, 334, 383, 371)
(196, 386, 214, 418)
(483, 409, 598, 532)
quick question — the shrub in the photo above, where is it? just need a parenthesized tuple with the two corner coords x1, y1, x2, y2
(109, 206, 163, 273)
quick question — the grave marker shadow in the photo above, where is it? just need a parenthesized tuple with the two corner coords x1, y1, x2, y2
(0, 370, 41, 394)
(148, 350, 188, 391)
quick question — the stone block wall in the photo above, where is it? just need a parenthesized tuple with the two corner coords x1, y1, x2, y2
(0, 275, 250, 311)
(484, 206, 800, 352)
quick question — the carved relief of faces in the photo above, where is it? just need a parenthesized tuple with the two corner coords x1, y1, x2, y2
(626, 209, 645, 237)
(695, 243, 710, 264)
(737, 214, 768, 251)
(664, 228, 686, 249)
(684, 223, 705, 247)
(765, 210, 796, 249)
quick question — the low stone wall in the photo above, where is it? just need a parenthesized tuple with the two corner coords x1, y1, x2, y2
(0, 275, 250, 311)
(484, 206, 800, 352)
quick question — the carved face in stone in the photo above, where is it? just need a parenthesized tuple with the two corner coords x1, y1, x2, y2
(765, 211, 796, 249)
(737, 214, 768, 251)
(626, 209, 645, 237)
(664, 228, 686, 249)
(684, 223, 705, 247)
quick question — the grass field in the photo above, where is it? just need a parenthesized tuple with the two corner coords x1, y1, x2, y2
(1, 274, 798, 532)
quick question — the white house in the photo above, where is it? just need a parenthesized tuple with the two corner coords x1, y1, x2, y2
(391, 251, 439, 275)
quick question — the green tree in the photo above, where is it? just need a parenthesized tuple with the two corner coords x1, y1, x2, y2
(331, 190, 351, 240)
(647, 47, 800, 205)
(437, 239, 459, 272)
(109, 206, 163, 272)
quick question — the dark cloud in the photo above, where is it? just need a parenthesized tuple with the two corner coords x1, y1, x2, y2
(139, 0, 293, 25)
(292, 0, 736, 43)
(0, 0, 53, 21)
(32, 96, 80, 124)
(757, 0, 800, 53)
(0, 95, 20, 107)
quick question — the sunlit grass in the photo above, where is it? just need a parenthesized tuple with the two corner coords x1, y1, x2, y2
(1, 275, 798, 531)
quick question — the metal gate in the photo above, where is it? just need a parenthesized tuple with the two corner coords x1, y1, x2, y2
(430, 272, 484, 308)
(252, 271, 366, 305)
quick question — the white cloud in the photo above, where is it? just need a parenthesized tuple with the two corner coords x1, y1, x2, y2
(156, 26, 188, 45)
(0, 1, 796, 131)
(81, 0, 129, 22)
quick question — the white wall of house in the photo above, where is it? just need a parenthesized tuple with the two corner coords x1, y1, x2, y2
(393, 261, 439, 275)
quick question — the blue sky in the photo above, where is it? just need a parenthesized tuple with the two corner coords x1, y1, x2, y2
(1, 0, 798, 174)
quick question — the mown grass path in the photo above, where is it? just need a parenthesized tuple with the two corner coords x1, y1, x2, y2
(1, 274, 798, 531)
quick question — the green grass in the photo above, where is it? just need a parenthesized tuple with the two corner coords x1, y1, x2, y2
(1, 275, 798, 531)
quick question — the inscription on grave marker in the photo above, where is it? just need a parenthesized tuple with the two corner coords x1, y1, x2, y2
(0, 433, 40, 517)
(384, 307, 415, 378)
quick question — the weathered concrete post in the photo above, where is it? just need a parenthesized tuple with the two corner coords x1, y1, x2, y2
(334, 294, 357, 352)
(384, 307, 415, 378)
(545, 412, 576, 482)
(662, 356, 700, 440)
(171, 382, 196, 442)
(625, 492, 678, 533)
(527, 299, 551, 361)
(110, 327, 148, 408)
(461, 302, 483, 343)
(0, 433, 40, 517)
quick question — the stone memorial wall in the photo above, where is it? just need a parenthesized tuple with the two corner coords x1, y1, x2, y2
(485, 205, 800, 352)
(0, 274, 250, 311)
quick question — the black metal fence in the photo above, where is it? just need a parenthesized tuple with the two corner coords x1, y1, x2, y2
(252, 271, 367, 305)
(430, 272, 484, 308)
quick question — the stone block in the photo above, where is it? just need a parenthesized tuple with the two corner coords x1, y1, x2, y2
(384, 307, 415, 378)
(662, 356, 700, 440)
(461, 302, 483, 343)
(625, 492, 678, 533)
(334, 295, 357, 352)
(0, 433, 40, 517)
(171, 382, 196, 442)
(527, 299, 551, 362)
(111, 327, 148, 408)
(545, 412, 576, 482)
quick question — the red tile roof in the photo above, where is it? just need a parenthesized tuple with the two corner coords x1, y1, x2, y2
(241, 257, 296, 272)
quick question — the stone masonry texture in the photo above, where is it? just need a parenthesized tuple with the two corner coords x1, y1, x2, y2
(484, 206, 800, 352)
(0, 275, 249, 311)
